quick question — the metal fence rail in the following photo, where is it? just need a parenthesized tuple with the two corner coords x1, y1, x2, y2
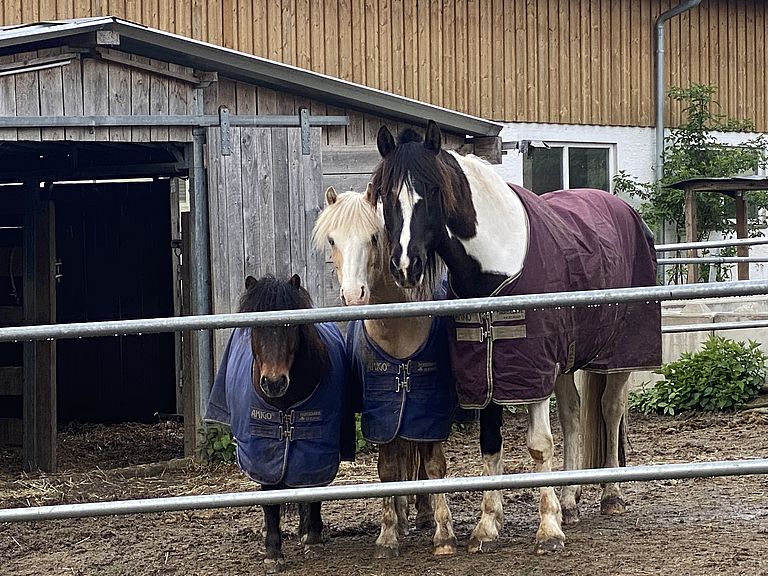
(663, 319, 768, 333)
(1, 458, 766, 523)
(1, 280, 767, 343)
(656, 237, 768, 252)
(658, 256, 768, 264)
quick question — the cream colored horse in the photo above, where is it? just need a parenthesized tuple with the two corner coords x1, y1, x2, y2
(312, 185, 457, 558)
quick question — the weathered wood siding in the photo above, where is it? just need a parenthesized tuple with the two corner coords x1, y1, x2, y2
(3, 0, 766, 130)
(0, 47, 197, 142)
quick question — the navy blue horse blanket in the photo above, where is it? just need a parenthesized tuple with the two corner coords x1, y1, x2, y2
(449, 184, 662, 408)
(205, 323, 355, 488)
(346, 317, 457, 444)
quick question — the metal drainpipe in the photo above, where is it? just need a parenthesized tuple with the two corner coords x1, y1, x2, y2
(655, 0, 702, 182)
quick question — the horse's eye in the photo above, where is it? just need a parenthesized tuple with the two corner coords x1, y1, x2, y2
(328, 237, 335, 247)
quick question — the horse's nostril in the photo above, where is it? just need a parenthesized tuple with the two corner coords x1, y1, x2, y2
(360, 285, 366, 299)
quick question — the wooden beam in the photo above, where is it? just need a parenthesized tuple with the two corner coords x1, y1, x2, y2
(735, 191, 749, 281)
(684, 188, 698, 284)
(22, 185, 57, 472)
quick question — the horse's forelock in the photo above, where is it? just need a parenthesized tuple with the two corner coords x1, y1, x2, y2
(240, 275, 329, 376)
(313, 192, 381, 250)
(398, 128, 423, 145)
(238, 275, 314, 314)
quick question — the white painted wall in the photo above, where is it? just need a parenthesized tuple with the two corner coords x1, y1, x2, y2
(493, 121, 767, 207)
(493, 121, 768, 279)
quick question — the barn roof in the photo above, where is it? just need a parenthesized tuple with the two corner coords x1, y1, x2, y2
(0, 17, 502, 138)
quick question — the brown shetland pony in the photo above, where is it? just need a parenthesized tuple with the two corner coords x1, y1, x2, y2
(313, 186, 457, 558)
(207, 274, 351, 573)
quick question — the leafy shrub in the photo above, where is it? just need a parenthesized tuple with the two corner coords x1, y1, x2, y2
(355, 414, 373, 454)
(201, 423, 237, 464)
(629, 335, 767, 415)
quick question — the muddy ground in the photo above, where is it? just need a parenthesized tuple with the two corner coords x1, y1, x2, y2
(1, 409, 767, 576)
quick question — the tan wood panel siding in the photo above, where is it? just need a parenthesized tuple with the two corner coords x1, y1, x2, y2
(5, 0, 768, 130)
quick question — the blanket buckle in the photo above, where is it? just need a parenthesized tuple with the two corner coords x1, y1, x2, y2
(395, 361, 411, 393)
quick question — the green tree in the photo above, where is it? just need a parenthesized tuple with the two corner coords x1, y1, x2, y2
(614, 84, 768, 257)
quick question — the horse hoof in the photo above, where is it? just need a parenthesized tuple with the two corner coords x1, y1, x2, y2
(263, 557, 285, 574)
(303, 543, 323, 559)
(468, 537, 499, 554)
(534, 538, 565, 555)
(433, 539, 457, 556)
(601, 496, 627, 516)
(374, 544, 399, 559)
(562, 506, 580, 526)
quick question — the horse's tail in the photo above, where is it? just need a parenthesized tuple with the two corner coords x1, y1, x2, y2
(581, 372, 627, 469)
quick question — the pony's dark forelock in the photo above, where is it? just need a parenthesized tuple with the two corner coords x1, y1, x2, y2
(238, 274, 314, 313)
(238, 274, 328, 374)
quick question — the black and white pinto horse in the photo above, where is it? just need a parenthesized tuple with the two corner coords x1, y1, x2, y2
(205, 274, 353, 573)
(370, 121, 661, 554)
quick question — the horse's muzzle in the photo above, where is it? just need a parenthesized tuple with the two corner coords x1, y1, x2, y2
(390, 255, 424, 289)
(259, 375, 289, 398)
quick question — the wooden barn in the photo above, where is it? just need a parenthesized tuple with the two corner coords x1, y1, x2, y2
(0, 17, 502, 471)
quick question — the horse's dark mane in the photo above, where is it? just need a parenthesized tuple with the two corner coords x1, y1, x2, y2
(239, 274, 329, 375)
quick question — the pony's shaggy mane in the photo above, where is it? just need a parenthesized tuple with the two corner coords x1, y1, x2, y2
(311, 191, 381, 250)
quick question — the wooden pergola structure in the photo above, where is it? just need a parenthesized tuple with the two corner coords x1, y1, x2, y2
(667, 176, 768, 284)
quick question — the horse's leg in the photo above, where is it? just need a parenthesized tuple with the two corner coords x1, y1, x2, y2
(298, 501, 324, 558)
(527, 398, 565, 554)
(554, 372, 582, 525)
(375, 440, 402, 558)
(600, 372, 630, 515)
(414, 443, 434, 530)
(262, 502, 285, 573)
(468, 403, 504, 554)
(418, 441, 457, 556)
(394, 440, 415, 537)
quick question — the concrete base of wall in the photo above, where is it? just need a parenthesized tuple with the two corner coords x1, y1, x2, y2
(627, 295, 768, 392)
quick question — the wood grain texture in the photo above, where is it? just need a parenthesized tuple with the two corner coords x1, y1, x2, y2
(2, 1, 767, 128)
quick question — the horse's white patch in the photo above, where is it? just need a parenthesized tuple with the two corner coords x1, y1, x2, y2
(448, 151, 528, 278)
(397, 176, 422, 271)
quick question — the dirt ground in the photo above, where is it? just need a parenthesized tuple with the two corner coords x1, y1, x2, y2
(1, 408, 767, 576)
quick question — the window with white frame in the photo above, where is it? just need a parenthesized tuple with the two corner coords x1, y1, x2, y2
(522, 144, 614, 195)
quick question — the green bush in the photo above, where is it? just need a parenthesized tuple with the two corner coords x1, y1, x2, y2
(355, 414, 373, 454)
(629, 335, 767, 415)
(201, 423, 237, 464)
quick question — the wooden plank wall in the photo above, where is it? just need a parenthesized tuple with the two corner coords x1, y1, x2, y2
(203, 78, 465, 363)
(3, 0, 766, 130)
(0, 48, 196, 142)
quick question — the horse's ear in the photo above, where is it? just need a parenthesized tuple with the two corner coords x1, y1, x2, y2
(424, 120, 442, 154)
(364, 182, 373, 202)
(377, 125, 395, 158)
(245, 275, 257, 290)
(325, 186, 337, 205)
(289, 274, 302, 289)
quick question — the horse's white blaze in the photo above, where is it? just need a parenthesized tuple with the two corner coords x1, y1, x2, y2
(397, 177, 421, 272)
(449, 151, 528, 278)
(337, 241, 370, 305)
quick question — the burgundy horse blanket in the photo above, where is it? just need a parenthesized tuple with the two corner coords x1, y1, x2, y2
(205, 323, 354, 488)
(449, 184, 662, 408)
(346, 317, 457, 444)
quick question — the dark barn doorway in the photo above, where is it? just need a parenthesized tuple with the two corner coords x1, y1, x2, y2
(53, 180, 176, 423)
